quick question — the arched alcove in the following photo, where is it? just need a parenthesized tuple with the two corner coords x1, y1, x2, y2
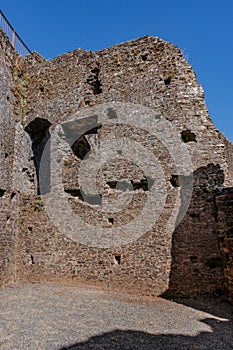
(25, 118, 51, 194)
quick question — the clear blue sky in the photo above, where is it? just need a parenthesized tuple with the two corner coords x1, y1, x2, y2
(1, 0, 232, 141)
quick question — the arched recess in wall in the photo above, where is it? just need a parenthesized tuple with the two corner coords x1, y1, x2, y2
(25, 118, 51, 195)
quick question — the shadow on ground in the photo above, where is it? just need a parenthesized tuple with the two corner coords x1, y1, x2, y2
(59, 299, 233, 350)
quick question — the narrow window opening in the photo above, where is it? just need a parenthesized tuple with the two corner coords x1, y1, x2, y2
(91, 67, 99, 74)
(132, 178, 150, 191)
(189, 213, 200, 220)
(10, 192, 16, 200)
(190, 256, 198, 263)
(170, 175, 180, 187)
(108, 218, 114, 225)
(181, 130, 197, 143)
(0, 189, 6, 197)
(30, 255, 35, 265)
(141, 54, 148, 61)
(87, 67, 102, 95)
(206, 257, 223, 269)
(107, 181, 117, 189)
(22, 167, 34, 182)
(114, 255, 121, 265)
(164, 77, 171, 85)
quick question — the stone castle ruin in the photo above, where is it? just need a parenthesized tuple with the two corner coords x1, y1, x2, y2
(0, 25, 233, 301)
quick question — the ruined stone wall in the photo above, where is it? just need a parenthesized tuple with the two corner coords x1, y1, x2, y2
(11, 36, 232, 297)
(24, 37, 230, 175)
(0, 29, 22, 286)
(1, 33, 233, 298)
(168, 164, 226, 296)
(224, 139, 233, 186)
(216, 189, 233, 302)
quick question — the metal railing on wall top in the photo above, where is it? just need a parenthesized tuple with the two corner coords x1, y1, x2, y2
(0, 9, 31, 57)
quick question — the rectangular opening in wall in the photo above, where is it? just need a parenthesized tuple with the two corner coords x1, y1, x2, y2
(114, 255, 121, 265)
(0, 189, 6, 197)
(190, 256, 198, 264)
(189, 213, 200, 221)
(108, 217, 114, 225)
(10, 192, 16, 199)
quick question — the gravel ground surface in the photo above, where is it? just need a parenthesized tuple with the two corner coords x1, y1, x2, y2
(0, 284, 233, 350)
